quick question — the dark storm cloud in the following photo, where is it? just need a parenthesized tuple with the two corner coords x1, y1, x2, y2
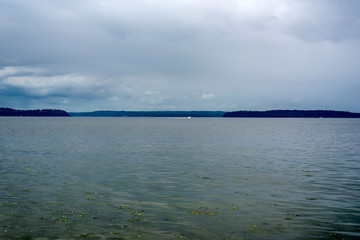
(0, 0, 359, 111)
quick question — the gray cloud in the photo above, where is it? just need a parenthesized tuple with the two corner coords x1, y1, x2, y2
(1, 0, 359, 111)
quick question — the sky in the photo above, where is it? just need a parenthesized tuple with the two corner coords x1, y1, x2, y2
(1, 0, 360, 112)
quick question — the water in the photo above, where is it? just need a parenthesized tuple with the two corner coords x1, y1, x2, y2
(0, 117, 359, 239)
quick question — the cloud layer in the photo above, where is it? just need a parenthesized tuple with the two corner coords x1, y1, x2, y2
(1, 0, 359, 111)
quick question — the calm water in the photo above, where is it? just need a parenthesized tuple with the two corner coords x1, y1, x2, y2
(0, 117, 359, 239)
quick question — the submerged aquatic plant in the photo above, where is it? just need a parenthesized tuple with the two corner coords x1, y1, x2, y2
(189, 206, 217, 215)
(190, 210, 214, 215)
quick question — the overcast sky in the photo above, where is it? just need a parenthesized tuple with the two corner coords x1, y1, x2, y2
(1, 0, 359, 112)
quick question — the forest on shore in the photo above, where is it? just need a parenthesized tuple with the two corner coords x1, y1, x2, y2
(0, 108, 70, 117)
(223, 110, 360, 118)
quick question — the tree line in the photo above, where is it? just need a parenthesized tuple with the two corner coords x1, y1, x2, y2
(0, 108, 70, 116)
(223, 110, 360, 118)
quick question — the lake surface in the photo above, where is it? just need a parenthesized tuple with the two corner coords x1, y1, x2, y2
(0, 117, 359, 239)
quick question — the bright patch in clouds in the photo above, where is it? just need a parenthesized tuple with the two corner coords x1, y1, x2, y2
(0, 66, 43, 78)
(201, 93, 215, 99)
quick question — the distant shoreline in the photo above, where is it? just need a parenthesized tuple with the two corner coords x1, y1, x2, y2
(69, 110, 225, 117)
(70, 109, 360, 118)
(223, 110, 360, 118)
(0, 108, 70, 117)
(1, 108, 360, 118)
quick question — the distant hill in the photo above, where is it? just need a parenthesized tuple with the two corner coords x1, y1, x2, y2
(223, 110, 360, 118)
(0, 108, 70, 117)
(69, 110, 225, 117)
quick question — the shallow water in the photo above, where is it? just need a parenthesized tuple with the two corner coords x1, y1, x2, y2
(0, 117, 359, 239)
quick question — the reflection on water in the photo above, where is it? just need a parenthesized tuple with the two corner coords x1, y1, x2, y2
(0, 117, 359, 239)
